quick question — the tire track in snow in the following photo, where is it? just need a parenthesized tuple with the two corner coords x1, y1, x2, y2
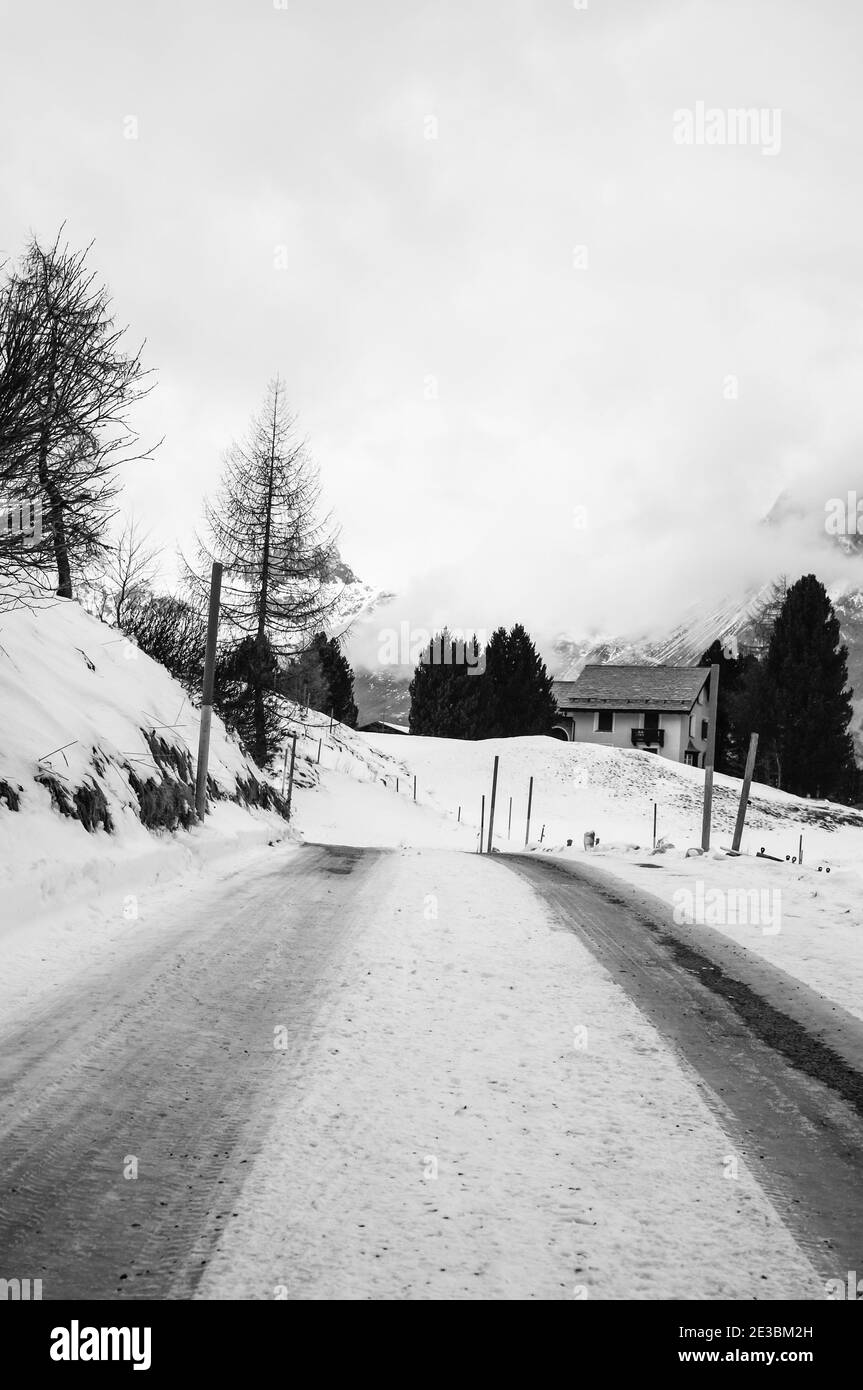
(505, 851, 863, 1283)
(0, 842, 382, 1299)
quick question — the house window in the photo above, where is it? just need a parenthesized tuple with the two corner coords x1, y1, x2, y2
(596, 710, 614, 733)
(701, 720, 709, 740)
(643, 711, 660, 732)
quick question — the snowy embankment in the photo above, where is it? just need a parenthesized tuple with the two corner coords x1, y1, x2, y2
(0, 598, 290, 944)
(295, 726, 863, 1022)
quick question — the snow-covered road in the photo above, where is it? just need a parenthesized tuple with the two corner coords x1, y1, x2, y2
(506, 852, 863, 1288)
(0, 843, 825, 1299)
(0, 843, 385, 1298)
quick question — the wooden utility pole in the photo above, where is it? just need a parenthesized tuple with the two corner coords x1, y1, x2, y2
(524, 776, 534, 847)
(700, 664, 720, 851)
(652, 802, 657, 851)
(285, 733, 297, 820)
(486, 755, 499, 853)
(731, 732, 759, 853)
(317, 738, 322, 764)
(507, 796, 512, 840)
(194, 561, 223, 820)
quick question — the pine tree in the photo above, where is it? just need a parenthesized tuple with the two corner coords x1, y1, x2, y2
(214, 634, 282, 761)
(409, 624, 554, 739)
(277, 642, 329, 712)
(317, 634, 358, 727)
(408, 630, 483, 737)
(477, 623, 556, 737)
(763, 575, 855, 799)
(729, 657, 781, 787)
(699, 639, 760, 775)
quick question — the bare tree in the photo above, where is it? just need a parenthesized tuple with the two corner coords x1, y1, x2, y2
(0, 260, 56, 593)
(88, 517, 164, 627)
(0, 229, 157, 597)
(188, 377, 343, 764)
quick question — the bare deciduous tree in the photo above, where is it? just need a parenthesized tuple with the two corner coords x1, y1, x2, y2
(87, 517, 164, 627)
(188, 377, 343, 764)
(0, 229, 157, 597)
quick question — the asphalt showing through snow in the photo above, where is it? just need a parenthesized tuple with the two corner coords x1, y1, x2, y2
(0, 843, 380, 1299)
(2, 840, 861, 1297)
(503, 850, 863, 1284)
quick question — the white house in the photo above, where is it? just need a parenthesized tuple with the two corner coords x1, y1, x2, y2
(551, 665, 713, 766)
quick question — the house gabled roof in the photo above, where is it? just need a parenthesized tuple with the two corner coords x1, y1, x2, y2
(553, 665, 710, 712)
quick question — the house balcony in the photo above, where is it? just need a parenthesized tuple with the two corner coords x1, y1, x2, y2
(631, 727, 664, 748)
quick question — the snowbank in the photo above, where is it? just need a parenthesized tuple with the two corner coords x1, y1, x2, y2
(0, 597, 290, 936)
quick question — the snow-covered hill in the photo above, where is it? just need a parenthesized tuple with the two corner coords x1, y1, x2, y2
(0, 598, 289, 931)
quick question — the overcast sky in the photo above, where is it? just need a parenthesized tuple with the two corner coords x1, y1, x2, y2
(3, 0, 862, 668)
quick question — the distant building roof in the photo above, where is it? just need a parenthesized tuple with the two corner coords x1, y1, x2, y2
(359, 720, 410, 734)
(553, 665, 710, 712)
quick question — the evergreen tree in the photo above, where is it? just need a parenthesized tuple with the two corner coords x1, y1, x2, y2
(699, 639, 759, 775)
(317, 634, 358, 727)
(277, 633, 358, 726)
(477, 623, 556, 737)
(763, 575, 855, 799)
(409, 624, 555, 739)
(214, 633, 281, 762)
(729, 656, 781, 787)
(278, 642, 329, 712)
(408, 630, 483, 737)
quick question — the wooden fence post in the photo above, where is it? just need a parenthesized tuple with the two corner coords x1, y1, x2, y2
(701, 664, 720, 851)
(486, 755, 499, 853)
(286, 733, 297, 820)
(731, 732, 759, 853)
(194, 561, 222, 820)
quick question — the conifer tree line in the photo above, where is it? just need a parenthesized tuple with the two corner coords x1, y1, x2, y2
(701, 575, 856, 803)
(409, 624, 557, 739)
(0, 229, 358, 769)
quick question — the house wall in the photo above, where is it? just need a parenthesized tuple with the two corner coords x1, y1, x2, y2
(555, 699, 710, 764)
(683, 683, 711, 763)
